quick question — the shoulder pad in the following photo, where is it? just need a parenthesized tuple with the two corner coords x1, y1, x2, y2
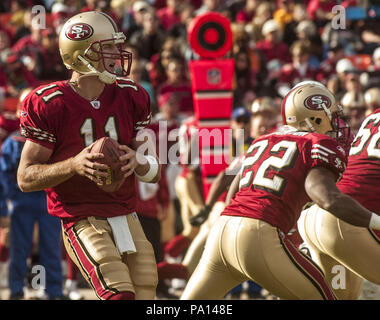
(34, 83, 64, 104)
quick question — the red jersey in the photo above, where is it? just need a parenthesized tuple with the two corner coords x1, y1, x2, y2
(222, 129, 347, 233)
(307, 0, 336, 20)
(255, 40, 291, 64)
(157, 7, 181, 31)
(19, 79, 151, 226)
(279, 63, 319, 88)
(157, 82, 193, 114)
(338, 109, 380, 214)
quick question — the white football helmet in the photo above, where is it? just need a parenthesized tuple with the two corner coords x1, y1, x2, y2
(58, 11, 132, 84)
(282, 82, 350, 146)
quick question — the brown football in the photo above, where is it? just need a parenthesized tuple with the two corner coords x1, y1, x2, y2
(90, 137, 126, 192)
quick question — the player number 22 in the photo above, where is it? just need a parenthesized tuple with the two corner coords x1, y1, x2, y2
(239, 139, 298, 196)
(80, 116, 119, 146)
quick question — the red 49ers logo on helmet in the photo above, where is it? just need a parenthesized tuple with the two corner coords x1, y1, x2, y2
(304, 95, 331, 110)
(65, 23, 94, 41)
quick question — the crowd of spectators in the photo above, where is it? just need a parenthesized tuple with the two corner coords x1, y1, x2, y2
(0, 0, 379, 119)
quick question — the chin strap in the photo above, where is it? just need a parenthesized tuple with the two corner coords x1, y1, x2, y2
(77, 55, 116, 84)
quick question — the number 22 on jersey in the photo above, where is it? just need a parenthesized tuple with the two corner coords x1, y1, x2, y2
(239, 139, 299, 196)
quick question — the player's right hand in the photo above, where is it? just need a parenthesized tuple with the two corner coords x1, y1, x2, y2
(189, 205, 212, 227)
(71, 145, 109, 185)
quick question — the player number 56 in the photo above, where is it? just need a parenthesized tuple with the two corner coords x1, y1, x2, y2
(350, 113, 380, 159)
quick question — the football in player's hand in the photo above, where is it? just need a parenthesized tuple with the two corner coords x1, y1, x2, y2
(90, 137, 126, 192)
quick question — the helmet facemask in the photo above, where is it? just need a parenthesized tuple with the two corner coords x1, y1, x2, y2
(78, 32, 132, 83)
(84, 34, 132, 77)
(328, 107, 352, 149)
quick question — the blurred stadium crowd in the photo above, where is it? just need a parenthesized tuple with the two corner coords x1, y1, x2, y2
(0, 0, 380, 300)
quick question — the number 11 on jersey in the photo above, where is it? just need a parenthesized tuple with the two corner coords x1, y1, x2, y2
(80, 116, 120, 146)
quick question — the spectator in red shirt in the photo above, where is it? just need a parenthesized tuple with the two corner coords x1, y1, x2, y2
(12, 22, 43, 59)
(307, 0, 336, 23)
(255, 19, 291, 65)
(157, 0, 181, 31)
(157, 56, 193, 116)
(235, 0, 261, 24)
(0, 54, 38, 97)
(277, 40, 319, 97)
(33, 28, 69, 81)
(148, 37, 182, 92)
(0, 87, 21, 146)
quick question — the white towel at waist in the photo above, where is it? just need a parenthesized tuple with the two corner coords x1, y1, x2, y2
(107, 215, 137, 255)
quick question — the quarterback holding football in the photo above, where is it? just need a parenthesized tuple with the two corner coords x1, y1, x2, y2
(17, 11, 160, 300)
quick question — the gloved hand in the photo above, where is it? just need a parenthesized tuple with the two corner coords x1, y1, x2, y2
(189, 205, 212, 227)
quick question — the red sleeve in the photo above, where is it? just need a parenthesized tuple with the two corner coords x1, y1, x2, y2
(117, 79, 152, 137)
(303, 134, 348, 181)
(19, 88, 58, 149)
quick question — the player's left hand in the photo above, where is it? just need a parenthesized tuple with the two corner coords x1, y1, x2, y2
(118, 145, 138, 178)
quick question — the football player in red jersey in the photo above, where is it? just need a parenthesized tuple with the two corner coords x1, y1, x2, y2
(298, 104, 380, 299)
(181, 82, 380, 300)
(16, 11, 161, 300)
